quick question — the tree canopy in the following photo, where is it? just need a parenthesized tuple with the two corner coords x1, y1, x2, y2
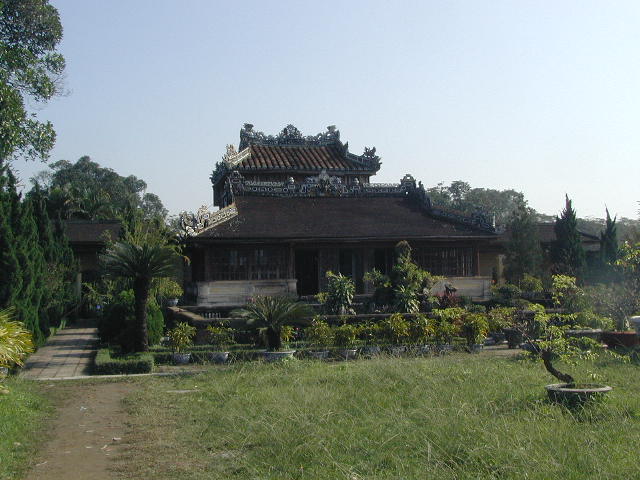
(551, 195, 586, 276)
(0, 0, 65, 164)
(33, 156, 167, 222)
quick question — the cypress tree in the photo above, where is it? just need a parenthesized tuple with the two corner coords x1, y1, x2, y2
(551, 195, 586, 277)
(505, 203, 543, 283)
(0, 167, 21, 308)
(600, 208, 618, 265)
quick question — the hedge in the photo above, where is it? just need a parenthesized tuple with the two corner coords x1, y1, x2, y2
(93, 348, 154, 375)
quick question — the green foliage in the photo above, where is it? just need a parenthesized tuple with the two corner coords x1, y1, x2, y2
(206, 324, 234, 349)
(280, 325, 295, 345)
(320, 271, 355, 315)
(380, 313, 410, 344)
(584, 283, 639, 331)
(520, 273, 544, 294)
(551, 195, 586, 276)
(363, 268, 392, 310)
(487, 307, 516, 332)
(600, 208, 619, 267)
(408, 313, 434, 344)
(491, 283, 522, 306)
(0, 308, 34, 368)
(232, 296, 312, 351)
(357, 321, 381, 345)
(101, 240, 178, 352)
(0, 0, 65, 164)
(332, 323, 358, 348)
(392, 284, 420, 313)
(304, 318, 333, 348)
(98, 290, 165, 349)
(152, 277, 183, 301)
(461, 313, 489, 346)
(34, 156, 168, 221)
(573, 311, 615, 331)
(93, 348, 154, 375)
(551, 275, 586, 312)
(505, 203, 543, 282)
(168, 322, 196, 353)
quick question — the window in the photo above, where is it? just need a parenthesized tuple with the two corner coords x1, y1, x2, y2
(210, 246, 287, 280)
(413, 247, 474, 277)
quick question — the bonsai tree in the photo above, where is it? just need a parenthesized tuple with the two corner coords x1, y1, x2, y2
(206, 324, 234, 351)
(358, 321, 382, 346)
(101, 241, 178, 352)
(168, 322, 196, 354)
(232, 296, 312, 351)
(0, 308, 35, 371)
(333, 323, 358, 349)
(305, 318, 333, 350)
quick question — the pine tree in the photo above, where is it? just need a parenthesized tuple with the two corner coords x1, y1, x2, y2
(0, 168, 21, 308)
(551, 195, 586, 277)
(505, 203, 543, 283)
(600, 208, 618, 265)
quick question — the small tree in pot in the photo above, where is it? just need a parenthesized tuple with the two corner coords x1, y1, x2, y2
(461, 312, 489, 351)
(304, 318, 333, 359)
(168, 322, 196, 364)
(206, 324, 234, 363)
(333, 323, 358, 360)
(408, 313, 434, 354)
(381, 313, 410, 355)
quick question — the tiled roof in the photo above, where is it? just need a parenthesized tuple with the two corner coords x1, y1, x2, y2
(535, 223, 599, 243)
(236, 145, 374, 172)
(193, 196, 497, 241)
(64, 220, 121, 244)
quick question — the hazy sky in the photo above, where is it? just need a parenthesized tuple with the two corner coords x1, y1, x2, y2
(12, 0, 640, 220)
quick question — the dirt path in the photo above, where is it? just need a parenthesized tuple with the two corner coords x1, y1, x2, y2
(24, 381, 137, 480)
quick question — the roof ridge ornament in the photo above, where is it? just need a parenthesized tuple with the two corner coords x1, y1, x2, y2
(239, 123, 342, 149)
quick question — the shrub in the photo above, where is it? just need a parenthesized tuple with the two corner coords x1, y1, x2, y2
(206, 324, 234, 349)
(0, 308, 35, 369)
(333, 323, 358, 348)
(520, 274, 544, 294)
(304, 318, 333, 349)
(461, 313, 489, 346)
(168, 322, 196, 353)
(487, 307, 516, 332)
(93, 348, 154, 375)
(551, 275, 586, 312)
(408, 313, 434, 344)
(492, 283, 522, 305)
(357, 321, 381, 345)
(320, 271, 355, 315)
(380, 313, 410, 344)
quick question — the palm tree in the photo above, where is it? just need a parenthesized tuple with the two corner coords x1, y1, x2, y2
(232, 296, 312, 351)
(101, 242, 177, 352)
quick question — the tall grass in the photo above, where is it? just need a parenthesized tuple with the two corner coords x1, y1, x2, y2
(121, 355, 640, 480)
(0, 379, 52, 480)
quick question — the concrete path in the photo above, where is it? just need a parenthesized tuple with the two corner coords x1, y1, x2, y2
(21, 321, 98, 380)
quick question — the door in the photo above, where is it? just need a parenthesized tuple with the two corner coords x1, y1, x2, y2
(295, 250, 319, 295)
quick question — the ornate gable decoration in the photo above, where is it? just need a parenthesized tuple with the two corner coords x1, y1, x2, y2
(178, 205, 238, 237)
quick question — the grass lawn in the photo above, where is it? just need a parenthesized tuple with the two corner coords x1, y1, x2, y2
(118, 354, 640, 480)
(0, 379, 53, 480)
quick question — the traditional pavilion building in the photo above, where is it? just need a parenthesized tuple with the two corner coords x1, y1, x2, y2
(185, 124, 503, 308)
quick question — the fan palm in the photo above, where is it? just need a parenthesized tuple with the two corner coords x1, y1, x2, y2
(0, 308, 35, 368)
(232, 296, 312, 351)
(101, 241, 177, 351)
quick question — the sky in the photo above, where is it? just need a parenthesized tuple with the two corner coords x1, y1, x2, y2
(12, 0, 640, 220)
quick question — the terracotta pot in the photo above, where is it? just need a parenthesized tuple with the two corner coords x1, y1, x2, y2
(545, 383, 612, 406)
(601, 331, 639, 348)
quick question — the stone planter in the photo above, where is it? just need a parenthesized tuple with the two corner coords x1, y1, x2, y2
(545, 383, 612, 406)
(166, 298, 179, 307)
(208, 351, 229, 364)
(172, 352, 191, 365)
(435, 344, 453, 355)
(601, 331, 639, 349)
(565, 329, 602, 342)
(262, 350, 296, 362)
(360, 345, 381, 356)
(416, 344, 433, 355)
(503, 328, 523, 349)
(468, 344, 484, 353)
(337, 348, 357, 360)
(389, 345, 407, 356)
(308, 350, 329, 360)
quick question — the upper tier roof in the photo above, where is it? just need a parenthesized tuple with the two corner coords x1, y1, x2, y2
(211, 124, 381, 186)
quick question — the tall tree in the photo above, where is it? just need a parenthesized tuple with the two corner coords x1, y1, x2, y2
(551, 195, 586, 276)
(0, 0, 65, 164)
(600, 208, 618, 266)
(504, 203, 543, 283)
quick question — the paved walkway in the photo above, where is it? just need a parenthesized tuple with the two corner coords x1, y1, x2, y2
(21, 321, 98, 380)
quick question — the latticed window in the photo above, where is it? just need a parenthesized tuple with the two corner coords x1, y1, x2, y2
(413, 247, 474, 277)
(210, 247, 288, 280)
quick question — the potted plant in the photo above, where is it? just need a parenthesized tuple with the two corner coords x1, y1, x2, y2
(318, 271, 356, 315)
(304, 318, 333, 359)
(487, 307, 515, 344)
(232, 296, 311, 362)
(205, 323, 234, 363)
(408, 313, 434, 354)
(0, 308, 34, 385)
(333, 323, 359, 360)
(381, 313, 410, 355)
(168, 322, 196, 364)
(461, 312, 489, 352)
(432, 308, 463, 353)
(358, 321, 382, 356)
(525, 326, 616, 406)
